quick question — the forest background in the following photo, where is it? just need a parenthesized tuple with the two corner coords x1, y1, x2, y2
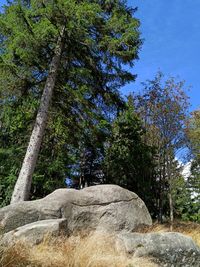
(0, 0, 199, 225)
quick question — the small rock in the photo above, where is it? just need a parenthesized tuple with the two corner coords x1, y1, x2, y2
(1, 218, 67, 245)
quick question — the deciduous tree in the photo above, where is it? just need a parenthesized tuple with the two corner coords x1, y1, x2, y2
(134, 72, 190, 224)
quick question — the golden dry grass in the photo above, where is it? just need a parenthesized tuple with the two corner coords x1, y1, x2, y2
(1, 221, 199, 267)
(0, 231, 158, 267)
(0, 243, 31, 267)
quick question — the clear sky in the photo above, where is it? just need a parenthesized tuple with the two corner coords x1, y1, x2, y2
(123, 0, 200, 111)
(0, 0, 199, 110)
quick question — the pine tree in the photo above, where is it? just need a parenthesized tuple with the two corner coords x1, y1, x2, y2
(104, 96, 154, 207)
(0, 0, 142, 202)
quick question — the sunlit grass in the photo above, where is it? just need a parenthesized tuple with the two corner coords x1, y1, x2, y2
(1, 221, 199, 267)
(0, 231, 157, 267)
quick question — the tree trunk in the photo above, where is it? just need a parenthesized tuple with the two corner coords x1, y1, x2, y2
(167, 153, 174, 231)
(11, 27, 65, 203)
(79, 148, 86, 189)
(158, 151, 164, 223)
(168, 189, 174, 231)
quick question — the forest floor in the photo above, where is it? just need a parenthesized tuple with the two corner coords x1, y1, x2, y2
(0, 221, 199, 267)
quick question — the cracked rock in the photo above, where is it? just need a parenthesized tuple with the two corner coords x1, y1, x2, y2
(0, 184, 152, 234)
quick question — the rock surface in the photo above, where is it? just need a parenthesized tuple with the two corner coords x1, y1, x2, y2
(0, 184, 152, 234)
(1, 219, 67, 245)
(0, 185, 200, 266)
(118, 232, 200, 267)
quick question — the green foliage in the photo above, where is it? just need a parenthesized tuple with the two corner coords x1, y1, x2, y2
(181, 203, 200, 222)
(135, 72, 189, 151)
(186, 110, 200, 196)
(134, 72, 190, 220)
(172, 175, 195, 222)
(0, 0, 142, 99)
(187, 110, 200, 158)
(104, 96, 155, 209)
(0, 93, 75, 205)
(0, 0, 196, 224)
(188, 161, 200, 201)
(0, 0, 142, 204)
(184, 109, 200, 221)
(0, 95, 37, 206)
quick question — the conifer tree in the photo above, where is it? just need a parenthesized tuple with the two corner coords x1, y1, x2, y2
(104, 96, 154, 207)
(0, 0, 142, 202)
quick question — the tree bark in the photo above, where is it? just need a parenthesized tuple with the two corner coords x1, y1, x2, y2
(11, 27, 65, 203)
(158, 150, 165, 223)
(168, 189, 174, 231)
(167, 153, 174, 231)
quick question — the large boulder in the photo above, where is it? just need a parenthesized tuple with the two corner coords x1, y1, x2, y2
(117, 232, 200, 267)
(1, 185, 199, 266)
(0, 185, 152, 234)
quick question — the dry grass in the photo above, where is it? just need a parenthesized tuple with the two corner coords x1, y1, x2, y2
(0, 242, 31, 267)
(1, 221, 199, 267)
(0, 231, 157, 267)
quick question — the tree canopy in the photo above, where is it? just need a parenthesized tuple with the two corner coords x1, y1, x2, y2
(0, 0, 142, 203)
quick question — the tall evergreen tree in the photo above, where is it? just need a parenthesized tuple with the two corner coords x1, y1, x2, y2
(0, 0, 142, 202)
(104, 96, 155, 210)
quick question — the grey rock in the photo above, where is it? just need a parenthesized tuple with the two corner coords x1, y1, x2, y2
(0, 185, 199, 267)
(0, 184, 152, 234)
(1, 219, 67, 245)
(117, 232, 200, 267)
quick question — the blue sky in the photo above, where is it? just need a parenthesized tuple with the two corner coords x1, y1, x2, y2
(122, 0, 200, 111)
(0, 0, 199, 110)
